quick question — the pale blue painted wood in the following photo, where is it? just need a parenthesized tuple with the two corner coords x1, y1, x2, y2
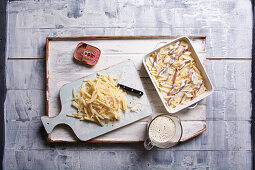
(7, 0, 253, 59)
(4, 149, 252, 170)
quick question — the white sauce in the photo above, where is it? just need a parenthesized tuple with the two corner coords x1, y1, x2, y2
(149, 116, 176, 143)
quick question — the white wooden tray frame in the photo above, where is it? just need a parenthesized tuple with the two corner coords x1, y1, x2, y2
(46, 36, 207, 143)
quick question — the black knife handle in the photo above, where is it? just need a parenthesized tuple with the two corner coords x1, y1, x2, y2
(117, 83, 144, 97)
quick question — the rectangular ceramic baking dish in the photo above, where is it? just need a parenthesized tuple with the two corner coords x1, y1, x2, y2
(143, 36, 214, 114)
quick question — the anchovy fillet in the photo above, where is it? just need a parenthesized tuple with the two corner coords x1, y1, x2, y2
(157, 65, 169, 78)
(157, 54, 176, 78)
(189, 72, 196, 84)
(188, 67, 193, 77)
(167, 95, 175, 105)
(168, 83, 175, 95)
(172, 68, 178, 84)
(160, 74, 171, 85)
(169, 54, 176, 66)
(179, 92, 187, 104)
(169, 41, 180, 55)
(161, 54, 167, 62)
(175, 80, 187, 94)
(162, 42, 180, 62)
(178, 60, 190, 70)
(192, 80, 203, 99)
(152, 53, 159, 70)
(176, 46, 188, 60)
(196, 80, 203, 93)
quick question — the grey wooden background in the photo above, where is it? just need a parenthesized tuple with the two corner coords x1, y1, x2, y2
(3, 0, 253, 169)
(0, 0, 7, 167)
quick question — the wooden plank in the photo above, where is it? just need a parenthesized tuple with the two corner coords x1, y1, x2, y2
(207, 90, 251, 121)
(6, 60, 45, 90)
(8, 0, 252, 29)
(7, 27, 253, 59)
(0, 0, 7, 166)
(4, 149, 252, 169)
(173, 28, 252, 59)
(7, 0, 253, 59)
(46, 121, 206, 143)
(5, 120, 251, 151)
(251, 0, 255, 167)
(45, 52, 206, 78)
(7, 28, 206, 58)
(5, 149, 80, 170)
(206, 60, 251, 91)
(5, 90, 45, 123)
(206, 59, 252, 121)
(79, 151, 252, 170)
(207, 58, 252, 60)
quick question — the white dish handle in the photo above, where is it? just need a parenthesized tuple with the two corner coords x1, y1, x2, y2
(188, 103, 198, 109)
(154, 42, 168, 49)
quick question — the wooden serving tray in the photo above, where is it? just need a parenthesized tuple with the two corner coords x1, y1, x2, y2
(46, 35, 207, 143)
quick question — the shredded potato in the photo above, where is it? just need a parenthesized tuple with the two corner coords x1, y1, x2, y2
(67, 73, 127, 126)
(145, 41, 207, 109)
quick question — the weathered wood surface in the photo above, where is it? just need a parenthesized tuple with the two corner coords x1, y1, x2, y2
(4, 0, 253, 169)
(0, 0, 7, 167)
(4, 150, 252, 170)
(7, 0, 252, 59)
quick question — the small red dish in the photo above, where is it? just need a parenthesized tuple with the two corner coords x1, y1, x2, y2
(74, 42, 101, 66)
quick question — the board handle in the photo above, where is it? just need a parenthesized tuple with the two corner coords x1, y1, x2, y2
(41, 116, 64, 134)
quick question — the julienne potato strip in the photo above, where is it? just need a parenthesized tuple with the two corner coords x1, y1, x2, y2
(145, 41, 207, 109)
(67, 73, 127, 126)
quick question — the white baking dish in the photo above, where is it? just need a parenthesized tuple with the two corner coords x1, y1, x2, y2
(143, 36, 214, 114)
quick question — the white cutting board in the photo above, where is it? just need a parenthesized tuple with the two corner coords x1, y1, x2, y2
(41, 60, 152, 141)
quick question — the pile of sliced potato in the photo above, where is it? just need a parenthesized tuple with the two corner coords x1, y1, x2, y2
(67, 73, 127, 126)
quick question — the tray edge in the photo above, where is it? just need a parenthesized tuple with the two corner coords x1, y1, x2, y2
(45, 35, 207, 143)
